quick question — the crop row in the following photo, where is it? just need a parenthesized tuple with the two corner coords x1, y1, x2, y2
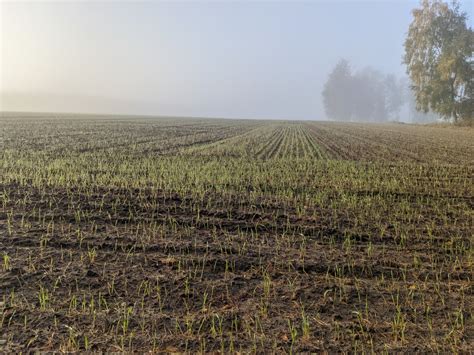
(0, 117, 473, 352)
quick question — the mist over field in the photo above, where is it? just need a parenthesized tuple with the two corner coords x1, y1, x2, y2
(2, 1, 471, 121)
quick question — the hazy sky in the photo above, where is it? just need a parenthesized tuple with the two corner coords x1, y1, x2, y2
(1, 0, 472, 119)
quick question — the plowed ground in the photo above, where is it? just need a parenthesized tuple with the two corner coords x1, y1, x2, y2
(1, 116, 473, 352)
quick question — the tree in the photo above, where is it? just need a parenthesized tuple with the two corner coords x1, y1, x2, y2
(384, 74, 404, 121)
(352, 67, 388, 122)
(406, 85, 439, 123)
(322, 59, 353, 121)
(322, 60, 406, 122)
(404, 0, 473, 123)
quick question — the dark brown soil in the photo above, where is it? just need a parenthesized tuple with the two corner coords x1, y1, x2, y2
(1, 182, 472, 353)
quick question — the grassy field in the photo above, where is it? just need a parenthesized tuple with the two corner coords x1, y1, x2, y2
(1, 115, 473, 352)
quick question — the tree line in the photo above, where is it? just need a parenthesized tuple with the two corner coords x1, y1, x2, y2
(323, 0, 473, 124)
(322, 60, 407, 122)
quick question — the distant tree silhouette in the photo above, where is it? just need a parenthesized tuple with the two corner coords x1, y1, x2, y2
(322, 59, 353, 121)
(322, 61, 406, 122)
(384, 74, 404, 121)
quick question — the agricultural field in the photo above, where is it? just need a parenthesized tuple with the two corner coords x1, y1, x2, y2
(1, 115, 473, 352)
